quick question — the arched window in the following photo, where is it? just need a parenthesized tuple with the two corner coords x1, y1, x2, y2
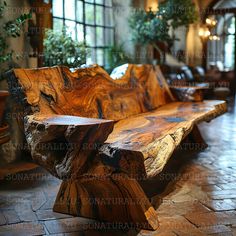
(206, 0, 236, 70)
(52, 0, 114, 66)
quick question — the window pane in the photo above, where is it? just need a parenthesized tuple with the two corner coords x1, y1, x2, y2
(104, 48, 109, 68)
(85, 3, 94, 24)
(227, 16, 235, 34)
(86, 26, 95, 46)
(65, 20, 76, 40)
(76, 0, 83, 22)
(97, 49, 104, 65)
(96, 5, 104, 25)
(224, 35, 235, 69)
(65, 0, 75, 20)
(105, 8, 113, 26)
(105, 28, 114, 45)
(53, 0, 63, 17)
(77, 23, 84, 42)
(96, 27, 104, 46)
(53, 18, 63, 31)
(85, 0, 94, 3)
(95, 0, 103, 4)
(105, 0, 112, 7)
(87, 48, 96, 64)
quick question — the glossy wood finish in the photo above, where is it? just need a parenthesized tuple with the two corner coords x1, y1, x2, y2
(10, 64, 174, 121)
(103, 100, 227, 179)
(24, 114, 114, 179)
(6, 64, 227, 230)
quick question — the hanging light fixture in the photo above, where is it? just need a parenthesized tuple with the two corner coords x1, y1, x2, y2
(199, 25, 211, 41)
(209, 35, 220, 41)
(206, 18, 217, 28)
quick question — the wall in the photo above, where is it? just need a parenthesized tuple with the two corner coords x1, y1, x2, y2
(113, 0, 134, 56)
(186, 0, 215, 66)
(0, 0, 33, 164)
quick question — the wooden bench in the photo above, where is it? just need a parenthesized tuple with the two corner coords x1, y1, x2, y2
(7, 64, 227, 230)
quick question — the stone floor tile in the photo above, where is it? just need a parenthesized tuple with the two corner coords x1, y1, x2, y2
(2, 210, 20, 224)
(16, 209, 38, 222)
(201, 199, 236, 211)
(0, 222, 45, 235)
(31, 191, 47, 211)
(0, 212, 6, 226)
(36, 209, 71, 221)
(40, 198, 55, 210)
(44, 217, 97, 234)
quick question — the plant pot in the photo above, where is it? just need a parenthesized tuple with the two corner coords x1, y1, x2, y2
(0, 90, 9, 126)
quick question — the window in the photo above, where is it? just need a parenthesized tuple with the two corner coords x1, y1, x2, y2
(52, 0, 114, 66)
(207, 14, 236, 70)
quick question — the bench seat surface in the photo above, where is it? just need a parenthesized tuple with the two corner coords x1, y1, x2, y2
(105, 100, 226, 178)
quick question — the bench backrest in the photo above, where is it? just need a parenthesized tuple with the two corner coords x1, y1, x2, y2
(8, 64, 175, 122)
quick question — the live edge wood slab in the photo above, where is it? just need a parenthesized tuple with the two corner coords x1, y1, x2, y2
(7, 64, 227, 230)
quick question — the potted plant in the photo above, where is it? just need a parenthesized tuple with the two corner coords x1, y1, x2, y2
(43, 27, 88, 68)
(105, 43, 131, 73)
(0, 1, 31, 125)
(129, 0, 198, 64)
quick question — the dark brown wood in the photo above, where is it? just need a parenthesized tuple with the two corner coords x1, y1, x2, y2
(54, 174, 159, 230)
(6, 64, 227, 230)
(24, 114, 114, 179)
(0, 91, 9, 126)
(0, 124, 10, 145)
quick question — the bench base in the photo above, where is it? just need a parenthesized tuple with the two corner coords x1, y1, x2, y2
(53, 174, 159, 230)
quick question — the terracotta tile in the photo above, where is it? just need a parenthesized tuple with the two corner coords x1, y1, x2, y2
(198, 225, 231, 234)
(157, 201, 210, 217)
(201, 185, 222, 192)
(184, 212, 236, 227)
(138, 231, 177, 236)
(158, 215, 197, 231)
(173, 229, 207, 236)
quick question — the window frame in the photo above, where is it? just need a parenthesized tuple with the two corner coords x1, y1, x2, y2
(52, 0, 115, 66)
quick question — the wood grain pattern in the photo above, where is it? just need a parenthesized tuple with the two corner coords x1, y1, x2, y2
(6, 64, 227, 230)
(54, 174, 159, 230)
(102, 100, 227, 179)
(10, 64, 174, 121)
(24, 114, 114, 179)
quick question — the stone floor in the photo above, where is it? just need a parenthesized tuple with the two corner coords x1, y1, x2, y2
(0, 97, 236, 235)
